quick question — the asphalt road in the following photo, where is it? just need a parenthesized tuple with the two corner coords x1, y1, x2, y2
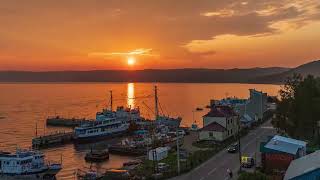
(171, 120, 276, 180)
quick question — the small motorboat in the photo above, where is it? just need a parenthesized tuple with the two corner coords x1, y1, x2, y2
(85, 149, 109, 162)
(123, 159, 142, 167)
(76, 168, 103, 180)
(196, 107, 203, 111)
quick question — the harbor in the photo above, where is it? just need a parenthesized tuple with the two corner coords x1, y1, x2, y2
(0, 83, 280, 179)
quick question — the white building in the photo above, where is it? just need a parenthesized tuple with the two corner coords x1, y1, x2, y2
(148, 147, 169, 161)
(199, 105, 239, 142)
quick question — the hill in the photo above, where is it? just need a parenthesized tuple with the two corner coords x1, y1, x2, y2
(0, 67, 288, 83)
(250, 60, 320, 84)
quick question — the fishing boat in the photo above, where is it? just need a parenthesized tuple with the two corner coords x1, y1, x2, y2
(0, 149, 62, 180)
(155, 115, 182, 128)
(153, 86, 182, 128)
(74, 117, 129, 143)
(97, 106, 142, 122)
(85, 149, 109, 162)
(96, 91, 143, 123)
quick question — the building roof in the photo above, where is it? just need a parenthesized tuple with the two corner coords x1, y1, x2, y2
(201, 122, 226, 132)
(264, 135, 306, 155)
(284, 151, 320, 180)
(203, 105, 237, 118)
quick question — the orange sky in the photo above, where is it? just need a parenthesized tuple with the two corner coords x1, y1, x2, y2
(0, 0, 320, 71)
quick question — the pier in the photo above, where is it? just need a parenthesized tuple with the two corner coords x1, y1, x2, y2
(46, 116, 92, 127)
(32, 131, 74, 148)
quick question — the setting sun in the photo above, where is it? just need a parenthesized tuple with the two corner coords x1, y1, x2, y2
(127, 57, 136, 66)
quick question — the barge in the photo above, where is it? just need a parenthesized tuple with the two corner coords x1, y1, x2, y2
(46, 116, 92, 127)
(32, 131, 74, 148)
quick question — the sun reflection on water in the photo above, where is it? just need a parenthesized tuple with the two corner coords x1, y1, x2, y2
(127, 83, 135, 108)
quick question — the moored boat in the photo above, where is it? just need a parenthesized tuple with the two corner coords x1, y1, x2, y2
(0, 149, 62, 180)
(153, 86, 182, 128)
(155, 115, 182, 128)
(85, 149, 109, 162)
(74, 117, 129, 143)
(76, 168, 103, 180)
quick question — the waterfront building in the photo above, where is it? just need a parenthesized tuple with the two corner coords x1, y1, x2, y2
(245, 89, 268, 120)
(260, 135, 307, 175)
(210, 89, 268, 127)
(199, 105, 239, 142)
(284, 151, 320, 180)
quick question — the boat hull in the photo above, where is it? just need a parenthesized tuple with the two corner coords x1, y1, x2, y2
(0, 171, 57, 180)
(74, 130, 128, 144)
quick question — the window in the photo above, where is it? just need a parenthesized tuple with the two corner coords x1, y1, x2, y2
(209, 132, 213, 137)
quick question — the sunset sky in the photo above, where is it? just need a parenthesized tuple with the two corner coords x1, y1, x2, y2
(1, 0, 320, 71)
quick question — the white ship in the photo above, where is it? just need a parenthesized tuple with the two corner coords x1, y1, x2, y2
(74, 117, 129, 142)
(0, 149, 62, 180)
(96, 106, 142, 122)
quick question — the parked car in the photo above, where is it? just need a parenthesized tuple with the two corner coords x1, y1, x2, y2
(227, 143, 239, 153)
(241, 156, 255, 168)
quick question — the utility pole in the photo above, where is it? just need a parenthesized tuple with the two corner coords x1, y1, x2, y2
(176, 128, 180, 175)
(192, 110, 195, 124)
(35, 122, 38, 137)
(110, 90, 113, 111)
(238, 115, 242, 173)
(154, 86, 159, 120)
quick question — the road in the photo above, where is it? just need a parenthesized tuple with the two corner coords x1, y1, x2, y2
(171, 120, 276, 180)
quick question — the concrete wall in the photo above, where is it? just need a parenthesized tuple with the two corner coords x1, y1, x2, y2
(226, 116, 239, 138)
(199, 130, 226, 141)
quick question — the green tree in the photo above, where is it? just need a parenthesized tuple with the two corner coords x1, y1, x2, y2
(273, 74, 320, 142)
(238, 172, 267, 180)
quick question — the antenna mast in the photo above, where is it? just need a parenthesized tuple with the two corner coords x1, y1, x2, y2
(154, 86, 159, 120)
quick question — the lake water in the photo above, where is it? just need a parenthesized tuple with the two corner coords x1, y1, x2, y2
(0, 83, 280, 179)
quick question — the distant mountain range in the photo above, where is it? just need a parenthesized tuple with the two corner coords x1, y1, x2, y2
(0, 60, 319, 84)
(250, 60, 320, 84)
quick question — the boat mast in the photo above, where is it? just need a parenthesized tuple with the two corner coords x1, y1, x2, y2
(110, 90, 113, 111)
(154, 86, 159, 120)
(35, 122, 38, 137)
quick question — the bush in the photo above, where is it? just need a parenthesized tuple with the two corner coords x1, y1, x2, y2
(238, 172, 267, 180)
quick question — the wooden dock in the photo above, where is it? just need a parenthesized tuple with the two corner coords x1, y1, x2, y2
(46, 116, 92, 127)
(32, 131, 74, 148)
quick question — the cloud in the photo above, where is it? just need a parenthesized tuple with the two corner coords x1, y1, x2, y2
(0, 0, 320, 68)
(201, 9, 235, 18)
(88, 48, 158, 59)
